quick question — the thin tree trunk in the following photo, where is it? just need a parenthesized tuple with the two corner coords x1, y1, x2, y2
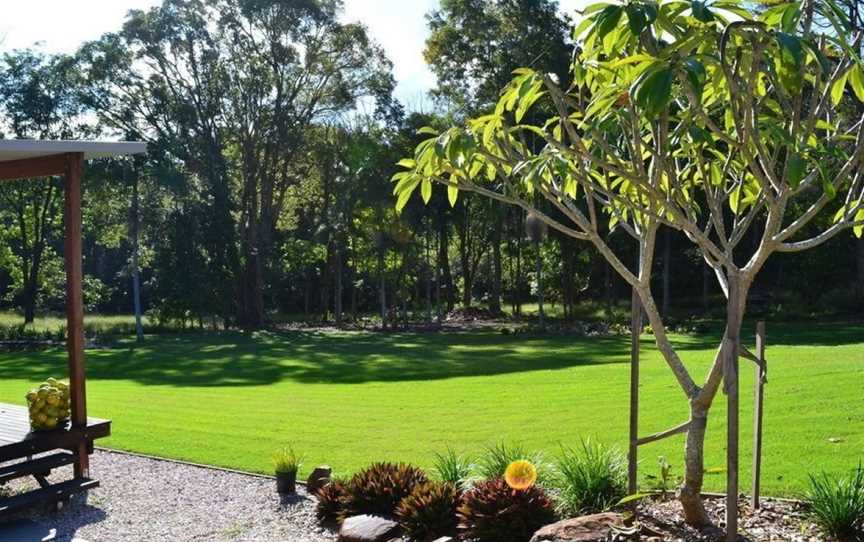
(378, 247, 387, 329)
(857, 237, 864, 305)
(438, 220, 455, 311)
(131, 172, 144, 342)
(334, 242, 343, 326)
(662, 227, 671, 318)
(490, 216, 503, 315)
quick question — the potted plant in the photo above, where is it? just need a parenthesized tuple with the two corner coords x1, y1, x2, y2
(273, 446, 302, 495)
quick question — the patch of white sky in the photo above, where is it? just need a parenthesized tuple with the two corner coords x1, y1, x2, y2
(0, 0, 591, 108)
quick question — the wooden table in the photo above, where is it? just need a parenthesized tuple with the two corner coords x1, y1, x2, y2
(0, 402, 110, 517)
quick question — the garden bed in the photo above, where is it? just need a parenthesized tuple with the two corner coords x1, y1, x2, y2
(635, 494, 823, 541)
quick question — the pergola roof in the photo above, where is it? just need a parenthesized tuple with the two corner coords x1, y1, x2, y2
(0, 139, 147, 162)
(0, 140, 147, 182)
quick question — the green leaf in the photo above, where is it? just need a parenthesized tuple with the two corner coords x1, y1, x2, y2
(831, 67, 850, 105)
(854, 209, 864, 238)
(447, 184, 459, 207)
(774, 32, 804, 92)
(617, 493, 653, 505)
(421, 179, 432, 204)
(691, 0, 715, 22)
(625, 4, 648, 35)
(417, 126, 438, 136)
(787, 152, 806, 188)
(682, 58, 707, 97)
(848, 65, 864, 102)
(631, 62, 674, 120)
(595, 5, 624, 39)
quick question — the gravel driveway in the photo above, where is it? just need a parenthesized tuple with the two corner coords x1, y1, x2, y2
(3, 449, 337, 542)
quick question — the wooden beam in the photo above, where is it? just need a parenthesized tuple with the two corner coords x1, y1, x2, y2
(751, 321, 767, 509)
(628, 287, 641, 503)
(0, 154, 68, 181)
(63, 153, 89, 479)
(636, 420, 691, 446)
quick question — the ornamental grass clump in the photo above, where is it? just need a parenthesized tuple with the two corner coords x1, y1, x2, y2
(433, 447, 474, 489)
(457, 477, 556, 542)
(340, 462, 428, 520)
(478, 442, 545, 483)
(552, 439, 627, 516)
(395, 481, 460, 542)
(272, 445, 302, 476)
(806, 464, 864, 541)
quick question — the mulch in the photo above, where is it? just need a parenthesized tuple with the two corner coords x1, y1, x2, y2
(633, 494, 825, 541)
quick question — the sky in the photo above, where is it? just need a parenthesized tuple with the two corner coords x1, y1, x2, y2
(0, 0, 587, 105)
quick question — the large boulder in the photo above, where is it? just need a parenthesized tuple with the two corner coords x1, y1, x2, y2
(306, 466, 332, 494)
(338, 515, 400, 542)
(530, 512, 624, 542)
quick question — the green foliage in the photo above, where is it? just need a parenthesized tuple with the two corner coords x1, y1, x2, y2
(551, 439, 627, 516)
(315, 480, 348, 524)
(457, 477, 557, 542)
(433, 447, 474, 489)
(478, 442, 544, 482)
(395, 481, 461, 542)
(806, 464, 864, 540)
(272, 445, 302, 476)
(341, 462, 429, 519)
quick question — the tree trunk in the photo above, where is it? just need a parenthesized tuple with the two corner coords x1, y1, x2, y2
(334, 242, 343, 326)
(680, 405, 710, 525)
(438, 221, 455, 311)
(490, 217, 503, 315)
(131, 173, 144, 342)
(857, 237, 864, 306)
(662, 227, 671, 318)
(378, 246, 387, 328)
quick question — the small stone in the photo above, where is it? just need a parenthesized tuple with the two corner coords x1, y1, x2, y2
(530, 512, 624, 542)
(338, 515, 400, 542)
(431, 538, 455, 542)
(306, 466, 332, 494)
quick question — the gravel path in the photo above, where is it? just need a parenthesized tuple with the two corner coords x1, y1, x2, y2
(5, 449, 337, 542)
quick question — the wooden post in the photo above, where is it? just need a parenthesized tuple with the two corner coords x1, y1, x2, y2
(725, 278, 741, 542)
(628, 287, 642, 503)
(64, 153, 89, 479)
(751, 321, 766, 509)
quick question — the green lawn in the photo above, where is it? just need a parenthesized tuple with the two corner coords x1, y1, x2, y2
(0, 321, 860, 496)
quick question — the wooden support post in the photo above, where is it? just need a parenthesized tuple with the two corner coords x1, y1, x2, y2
(64, 153, 89, 479)
(725, 279, 741, 542)
(628, 287, 641, 504)
(751, 321, 766, 509)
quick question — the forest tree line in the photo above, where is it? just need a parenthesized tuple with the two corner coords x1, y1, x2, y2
(0, 0, 861, 329)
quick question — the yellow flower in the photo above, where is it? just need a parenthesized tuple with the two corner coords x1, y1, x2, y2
(504, 460, 537, 490)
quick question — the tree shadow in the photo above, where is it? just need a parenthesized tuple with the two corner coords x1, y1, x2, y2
(0, 321, 858, 389)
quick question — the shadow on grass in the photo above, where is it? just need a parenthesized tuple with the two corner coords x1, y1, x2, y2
(0, 321, 858, 388)
(0, 330, 633, 388)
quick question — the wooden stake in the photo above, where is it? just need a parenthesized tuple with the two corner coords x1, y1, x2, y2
(751, 321, 766, 509)
(64, 153, 89, 479)
(628, 287, 641, 504)
(726, 278, 741, 542)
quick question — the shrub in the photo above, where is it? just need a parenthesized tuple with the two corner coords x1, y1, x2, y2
(395, 481, 460, 542)
(315, 480, 348, 524)
(457, 477, 556, 542)
(341, 462, 428, 519)
(478, 442, 544, 482)
(433, 447, 473, 489)
(272, 445, 302, 476)
(552, 439, 627, 516)
(806, 464, 864, 540)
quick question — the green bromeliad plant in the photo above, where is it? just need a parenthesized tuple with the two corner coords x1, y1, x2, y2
(395, 0, 864, 530)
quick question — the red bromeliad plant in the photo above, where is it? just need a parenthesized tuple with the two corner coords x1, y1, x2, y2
(395, 0, 864, 527)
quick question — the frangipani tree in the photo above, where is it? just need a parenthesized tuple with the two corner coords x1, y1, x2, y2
(394, 0, 864, 527)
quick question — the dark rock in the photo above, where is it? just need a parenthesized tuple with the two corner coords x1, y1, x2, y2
(306, 466, 332, 494)
(338, 515, 400, 542)
(530, 512, 624, 542)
